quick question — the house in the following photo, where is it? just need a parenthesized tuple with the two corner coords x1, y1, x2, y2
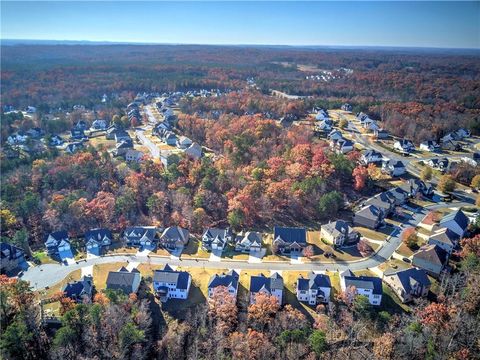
(272, 227, 307, 254)
(114, 130, 131, 143)
(7, 133, 28, 145)
(91, 119, 108, 131)
(125, 149, 144, 162)
(26, 127, 44, 138)
(65, 142, 84, 154)
(74, 120, 88, 131)
(202, 228, 232, 252)
(45, 231, 70, 255)
(177, 136, 193, 149)
(185, 143, 203, 160)
(315, 109, 329, 120)
(441, 132, 458, 143)
(383, 268, 431, 303)
(159, 226, 189, 251)
(162, 131, 178, 146)
(427, 228, 459, 254)
(353, 205, 384, 229)
(400, 179, 433, 197)
(394, 139, 414, 154)
(340, 270, 382, 306)
(106, 267, 141, 295)
(455, 128, 471, 139)
(364, 121, 380, 133)
(442, 140, 462, 151)
(49, 134, 64, 146)
(382, 160, 406, 177)
(124, 226, 157, 248)
(250, 273, 283, 305)
(0, 242, 26, 274)
(462, 156, 478, 167)
(361, 149, 383, 165)
(327, 130, 343, 141)
(331, 138, 354, 154)
(84, 228, 112, 256)
(208, 270, 240, 300)
(412, 244, 448, 276)
(234, 231, 263, 253)
(296, 272, 332, 305)
(105, 125, 123, 140)
(427, 158, 449, 172)
(153, 264, 191, 302)
(374, 129, 389, 139)
(62, 276, 93, 302)
(321, 220, 359, 247)
(420, 140, 440, 152)
(385, 186, 409, 206)
(315, 120, 333, 133)
(438, 210, 469, 238)
(363, 192, 395, 216)
(70, 127, 85, 140)
(341, 103, 352, 112)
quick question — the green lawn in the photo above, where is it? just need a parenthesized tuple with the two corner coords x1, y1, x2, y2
(32, 250, 58, 265)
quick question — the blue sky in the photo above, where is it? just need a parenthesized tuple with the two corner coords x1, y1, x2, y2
(1, 1, 479, 48)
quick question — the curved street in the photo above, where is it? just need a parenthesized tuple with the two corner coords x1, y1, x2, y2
(21, 201, 472, 291)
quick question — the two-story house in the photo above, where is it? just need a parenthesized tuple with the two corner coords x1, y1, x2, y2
(124, 226, 157, 248)
(234, 231, 263, 253)
(320, 220, 359, 247)
(208, 270, 240, 301)
(383, 268, 431, 303)
(159, 226, 190, 251)
(272, 227, 307, 255)
(45, 231, 71, 256)
(353, 205, 384, 229)
(106, 267, 141, 295)
(202, 228, 233, 252)
(153, 264, 191, 302)
(250, 273, 284, 305)
(62, 275, 94, 302)
(0, 242, 26, 274)
(296, 272, 332, 305)
(84, 228, 112, 256)
(340, 270, 383, 306)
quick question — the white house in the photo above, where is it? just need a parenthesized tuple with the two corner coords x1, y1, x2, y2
(327, 130, 343, 141)
(125, 149, 144, 162)
(420, 140, 440, 152)
(250, 273, 283, 305)
(382, 160, 406, 177)
(340, 270, 382, 306)
(208, 270, 239, 300)
(153, 264, 191, 302)
(296, 272, 332, 305)
(202, 228, 232, 252)
(362, 149, 383, 164)
(234, 231, 262, 253)
(394, 139, 414, 154)
(177, 136, 193, 149)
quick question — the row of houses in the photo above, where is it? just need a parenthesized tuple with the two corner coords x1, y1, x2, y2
(361, 149, 407, 177)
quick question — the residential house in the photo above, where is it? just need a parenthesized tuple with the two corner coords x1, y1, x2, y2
(74, 120, 88, 131)
(7, 133, 28, 145)
(364, 120, 380, 133)
(124, 226, 157, 248)
(394, 139, 415, 154)
(315, 119, 333, 133)
(412, 244, 448, 277)
(327, 130, 343, 141)
(438, 210, 469, 238)
(185, 143, 203, 160)
(363, 192, 395, 216)
(105, 125, 123, 140)
(125, 149, 144, 162)
(202, 228, 232, 252)
(461, 156, 477, 167)
(427, 158, 449, 172)
(361, 149, 383, 165)
(382, 160, 406, 177)
(153, 264, 191, 302)
(331, 137, 354, 154)
(341, 103, 352, 112)
(84, 228, 112, 256)
(177, 136, 193, 149)
(91, 119, 108, 131)
(250, 273, 284, 305)
(106, 267, 141, 295)
(427, 228, 459, 254)
(0, 242, 26, 274)
(159, 226, 189, 251)
(340, 270, 382, 306)
(208, 270, 240, 300)
(49, 134, 64, 147)
(62, 275, 93, 302)
(383, 268, 431, 303)
(70, 127, 85, 140)
(455, 128, 471, 139)
(296, 272, 332, 305)
(374, 129, 389, 139)
(321, 220, 359, 247)
(385, 186, 410, 206)
(234, 231, 263, 253)
(65, 142, 84, 154)
(353, 205, 384, 229)
(420, 140, 440, 152)
(113, 139, 133, 156)
(114, 130, 131, 143)
(441, 132, 458, 143)
(442, 139, 462, 152)
(400, 179, 433, 198)
(272, 227, 307, 254)
(162, 131, 178, 146)
(315, 109, 329, 121)
(45, 231, 70, 255)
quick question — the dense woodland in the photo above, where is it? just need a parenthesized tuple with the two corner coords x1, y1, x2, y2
(2, 45, 480, 142)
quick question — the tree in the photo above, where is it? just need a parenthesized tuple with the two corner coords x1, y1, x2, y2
(421, 166, 433, 181)
(418, 302, 454, 333)
(352, 165, 368, 191)
(302, 245, 314, 258)
(353, 295, 373, 319)
(119, 322, 145, 354)
(373, 332, 395, 359)
(357, 238, 374, 257)
(402, 227, 419, 250)
(438, 174, 456, 193)
(247, 292, 280, 330)
(208, 286, 238, 333)
(471, 174, 480, 189)
(317, 191, 343, 219)
(308, 330, 327, 356)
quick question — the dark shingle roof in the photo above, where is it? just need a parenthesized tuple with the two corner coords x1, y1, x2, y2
(208, 270, 239, 289)
(388, 268, 430, 294)
(356, 205, 382, 220)
(273, 227, 306, 244)
(85, 228, 112, 243)
(344, 275, 382, 295)
(429, 228, 459, 247)
(0, 242, 24, 260)
(413, 244, 448, 266)
(153, 264, 190, 289)
(62, 276, 93, 300)
(106, 269, 140, 293)
(440, 210, 469, 230)
(298, 272, 331, 291)
(250, 273, 284, 293)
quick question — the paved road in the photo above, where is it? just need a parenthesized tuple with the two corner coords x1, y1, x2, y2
(21, 201, 470, 291)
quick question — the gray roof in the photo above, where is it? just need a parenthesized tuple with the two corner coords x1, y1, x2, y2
(153, 264, 190, 289)
(208, 270, 239, 290)
(386, 268, 430, 294)
(413, 244, 448, 266)
(297, 272, 331, 291)
(160, 227, 189, 244)
(322, 220, 356, 238)
(440, 210, 469, 230)
(344, 275, 382, 295)
(106, 269, 140, 293)
(356, 204, 382, 220)
(429, 228, 459, 247)
(273, 227, 306, 244)
(250, 273, 284, 293)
